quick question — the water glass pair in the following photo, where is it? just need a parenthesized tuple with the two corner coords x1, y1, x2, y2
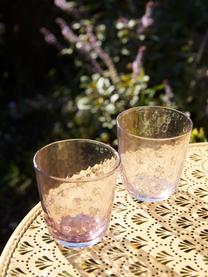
(33, 106, 192, 248)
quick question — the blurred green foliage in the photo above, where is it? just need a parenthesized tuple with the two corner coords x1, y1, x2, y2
(191, 128, 207, 142)
(41, 0, 208, 143)
(0, 0, 207, 251)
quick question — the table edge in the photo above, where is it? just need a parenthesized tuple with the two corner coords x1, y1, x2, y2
(0, 202, 41, 276)
(189, 142, 208, 146)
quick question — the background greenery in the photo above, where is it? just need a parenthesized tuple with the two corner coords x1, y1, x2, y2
(0, 0, 207, 252)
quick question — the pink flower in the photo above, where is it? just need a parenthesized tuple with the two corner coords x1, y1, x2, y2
(40, 27, 57, 45)
(141, 1, 157, 28)
(132, 46, 146, 79)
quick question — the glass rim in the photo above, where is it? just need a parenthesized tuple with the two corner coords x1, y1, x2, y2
(33, 138, 120, 182)
(116, 106, 193, 141)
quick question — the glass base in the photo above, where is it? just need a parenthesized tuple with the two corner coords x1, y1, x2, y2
(129, 190, 175, 202)
(45, 213, 108, 249)
(125, 176, 176, 202)
(57, 235, 102, 249)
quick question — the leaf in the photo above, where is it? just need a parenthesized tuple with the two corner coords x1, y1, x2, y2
(18, 241, 34, 255)
(77, 97, 92, 110)
(176, 217, 192, 229)
(200, 229, 208, 241)
(107, 246, 124, 254)
(107, 246, 125, 261)
(192, 169, 207, 179)
(42, 232, 53, 244)
(153, 83, 165, 91)
(58, 271, 73, 277)
(110, 222, 126, 236)
(175, 196, 190, 207)
(113, 201, 127, 212)
(194, 187, 208, 198)
(132, 213, 148, 225)
(130, 236, 148, 249)
(29, 219, 42, 230)
(180, 265, 198, 277)
(178, 240, 195, 253)
(10, 268, 26, 276)
(189, 153, 202, 162)
(197, 207, 208, 219)
(156, 251, 173, 265)
(203, 255, 208, 265)
(155, 226, 172, 239)
(178, 177, 189, 188)
(35, 256, 53, 270)
(81, 258, 100, 273)
(155, 205, 171, 216)
(132, 197, 143, 204)
(59, 247, 78, 257)
(129, 261, 148, 276)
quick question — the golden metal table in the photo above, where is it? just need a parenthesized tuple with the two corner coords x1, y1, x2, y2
(1, 143, 208, 276)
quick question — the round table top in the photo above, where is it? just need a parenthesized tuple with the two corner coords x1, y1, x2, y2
(1, 143, 208, 276)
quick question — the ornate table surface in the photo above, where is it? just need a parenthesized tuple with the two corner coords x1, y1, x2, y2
(1, 143, 208, 277)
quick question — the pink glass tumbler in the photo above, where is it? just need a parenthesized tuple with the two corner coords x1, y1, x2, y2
(33, 139, 120, 248)
(117, 106, 192, 202)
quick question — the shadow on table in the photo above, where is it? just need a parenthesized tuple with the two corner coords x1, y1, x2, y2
(56, 186, 208, 277)
(56, 229, 181, 276)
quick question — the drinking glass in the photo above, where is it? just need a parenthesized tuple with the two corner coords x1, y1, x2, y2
(33, 139, 120, 248)
(117, 106, 192, 202)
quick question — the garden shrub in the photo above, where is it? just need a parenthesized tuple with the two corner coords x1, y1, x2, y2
(42, 0, 208, 143)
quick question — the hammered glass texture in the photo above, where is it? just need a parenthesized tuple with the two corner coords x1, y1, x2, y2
(33, 139, 120, 248)
(117, 106, 192, 202)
